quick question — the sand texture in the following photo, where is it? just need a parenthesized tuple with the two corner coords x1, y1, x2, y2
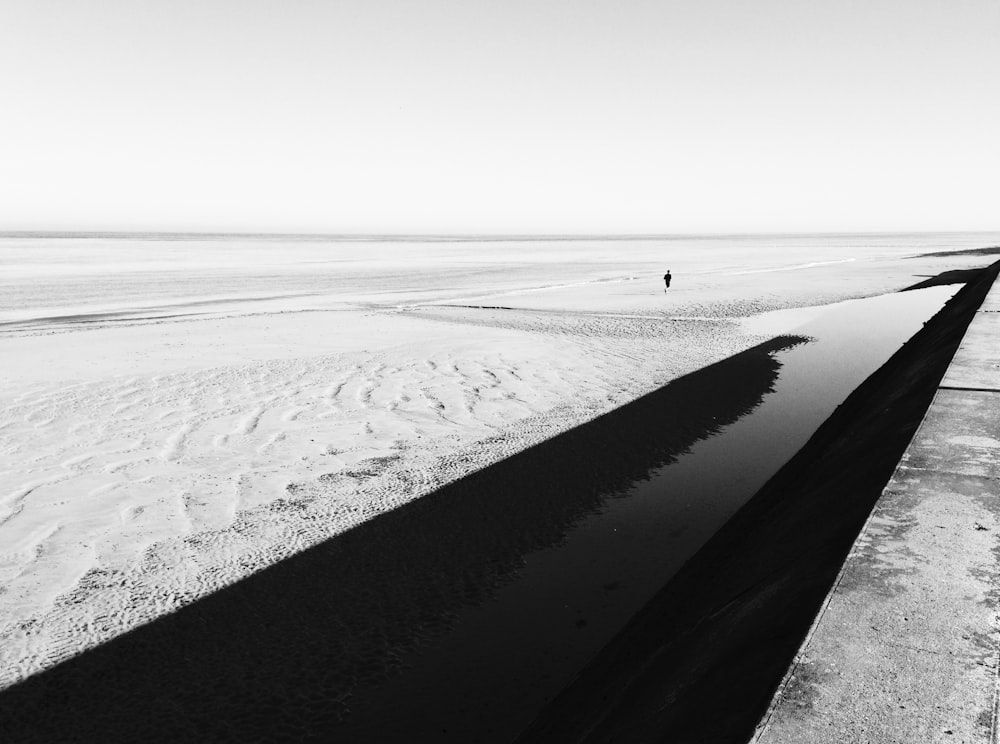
(1, 232, 998, 689)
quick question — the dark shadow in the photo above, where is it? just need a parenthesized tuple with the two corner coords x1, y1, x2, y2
(900, 267, 986, 291)
(0, 335, 806, 743)
(909, 245, 1000, 259)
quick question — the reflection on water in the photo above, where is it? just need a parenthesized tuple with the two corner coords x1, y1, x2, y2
(0, 288, 954, 744)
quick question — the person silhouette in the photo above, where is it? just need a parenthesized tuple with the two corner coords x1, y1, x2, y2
(663, 270, 672, 292)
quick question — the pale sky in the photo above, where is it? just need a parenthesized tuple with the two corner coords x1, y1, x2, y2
(2, 0, 998, 234)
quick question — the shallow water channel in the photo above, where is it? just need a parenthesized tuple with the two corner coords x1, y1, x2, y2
(336, 285, 956, 743)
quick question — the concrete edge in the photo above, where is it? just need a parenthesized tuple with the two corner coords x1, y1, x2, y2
(751, 271, 1000, 744)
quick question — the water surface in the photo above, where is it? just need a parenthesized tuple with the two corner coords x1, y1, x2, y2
(334, 285, 956, 742)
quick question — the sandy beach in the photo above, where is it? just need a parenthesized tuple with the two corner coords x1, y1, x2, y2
(5, 0, 998, 738)
(1, 232, 998, 697)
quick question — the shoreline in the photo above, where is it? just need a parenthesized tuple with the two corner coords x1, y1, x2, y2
(514, 261, 1000, 743)
(4, 230, 998, 242)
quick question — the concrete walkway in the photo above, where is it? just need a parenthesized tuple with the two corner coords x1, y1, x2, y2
(752, 279, 1000, 744)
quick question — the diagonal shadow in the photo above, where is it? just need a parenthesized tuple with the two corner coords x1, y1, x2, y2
(0, 334, 805, 743)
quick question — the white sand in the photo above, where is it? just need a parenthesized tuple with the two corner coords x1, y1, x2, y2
(1, 232, 997, 686)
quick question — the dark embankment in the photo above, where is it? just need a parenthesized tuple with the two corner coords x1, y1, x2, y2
(0, 336, 805, 743)
(516, 260, 1000, 744)
(901, 266, 987, 291)
(913, 245, 1000, 258)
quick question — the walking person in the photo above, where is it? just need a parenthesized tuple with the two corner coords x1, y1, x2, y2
(663, 270, 672, 292)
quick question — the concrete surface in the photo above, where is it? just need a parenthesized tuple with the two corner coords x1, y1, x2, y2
(942, 312, 1000, 392)
(978, 292, 1000, 313)
(752, 279, 1000, 744)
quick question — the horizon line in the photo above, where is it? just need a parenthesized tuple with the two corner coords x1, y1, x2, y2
(3, 229, 1000, 242)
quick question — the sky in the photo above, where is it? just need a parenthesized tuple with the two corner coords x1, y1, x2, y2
(1, 0, 998, 234)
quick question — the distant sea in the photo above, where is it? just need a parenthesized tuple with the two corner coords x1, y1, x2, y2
(2, 231, 998, 324)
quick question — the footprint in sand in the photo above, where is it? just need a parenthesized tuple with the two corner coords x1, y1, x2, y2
(234, 407, 265, 436)
(281, 406, 306, 422)
(160, 423, 193, 462)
